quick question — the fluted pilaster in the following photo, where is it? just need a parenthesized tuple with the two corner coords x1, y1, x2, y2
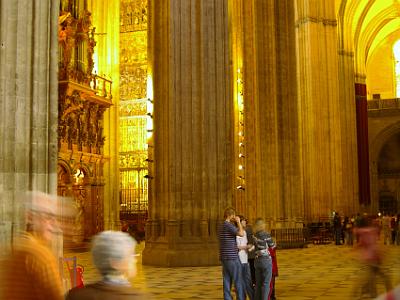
(143, 0, 233, 267)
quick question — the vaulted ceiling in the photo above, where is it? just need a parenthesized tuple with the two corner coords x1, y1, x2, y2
(337, 0, 400, 75)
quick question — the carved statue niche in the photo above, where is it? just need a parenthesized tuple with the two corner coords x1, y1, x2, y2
(58, 11, 76, 80)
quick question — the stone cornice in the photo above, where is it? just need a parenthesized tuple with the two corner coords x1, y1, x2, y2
(338, 49, 354, 57)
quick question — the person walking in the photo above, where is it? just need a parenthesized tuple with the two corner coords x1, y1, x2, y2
(219, 207, 245, 300)
(252, 218, 276, 300)
(353, 218, 392, 298)
(66, 231, 151, 300)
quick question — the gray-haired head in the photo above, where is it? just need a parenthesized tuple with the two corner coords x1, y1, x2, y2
(254, 218, 266, 233)
(91, 231, 137, 277)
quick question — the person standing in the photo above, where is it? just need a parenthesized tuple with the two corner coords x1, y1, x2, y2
(269, 245, 278, 300)
(219, 207, 245, 300)
(333, 211, 342, 245)
(236, 215, 254, 300)
(252, 218, 276, 300)
(246, 224, 256, 287)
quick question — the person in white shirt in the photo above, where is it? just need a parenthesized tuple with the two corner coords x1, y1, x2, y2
(236, 216, 254, 300)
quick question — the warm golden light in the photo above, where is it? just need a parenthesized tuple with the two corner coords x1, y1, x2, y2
(146, 115, 153, 140)
(146, 98, 153, 114)
(74, 168, 85, 184)
(238, 165, 244, 170)
(146, 74, 153, 100)
(393, 39, 400, 97)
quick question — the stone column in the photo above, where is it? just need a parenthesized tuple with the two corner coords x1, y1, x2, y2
(274, 0, 303, 227)
(90, 0, 121, 230)
(295, 1, 345, 220)
(143, 0, 233, 267)
(337, 49, 360, 215)
(233, 0, 303, 228)
(0, 0, 59, 250)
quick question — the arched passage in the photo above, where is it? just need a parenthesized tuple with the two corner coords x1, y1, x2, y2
(370, 121, 400, 213)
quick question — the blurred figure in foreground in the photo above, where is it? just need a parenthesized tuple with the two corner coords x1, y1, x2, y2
(375, 285, 400, 300)
(353, 217, 392, 298)
(66, 231, 151, 300)
(0, 191, 64, 300)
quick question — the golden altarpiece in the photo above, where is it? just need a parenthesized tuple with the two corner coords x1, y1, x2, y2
(57, 1, 112, 243)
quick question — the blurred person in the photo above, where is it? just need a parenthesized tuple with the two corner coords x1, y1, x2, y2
(333, 211, 342, 245)
(343, 216, 354, 246)
(252, 218, 276, 300)
(245, 223, 256, 287)
(390, 215, 397, 245)
(66, 231, 150, 300)
(382, 214, 391, 245)
(397, 214, 400, 246)
(375, 285, 400, 300)
(219, 207, 245, 300)
(0, 191, 65, 300)
(353, 218, 392, 298)
(269, 244, 279, 300)
(236, 215, 254, 300)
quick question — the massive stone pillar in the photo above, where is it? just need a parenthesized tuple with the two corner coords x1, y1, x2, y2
(295, 1, 347, 220)
(142, 0, 233, 267)
(273, 0, 303, 227)
(337, 51, 360, 215)
(231, 0, 303, 228)
(0, 0, 59, 250)
(337, 6, 361, 216)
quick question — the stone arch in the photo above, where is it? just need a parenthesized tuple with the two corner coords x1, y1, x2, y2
(57, 160, 73, 196)
(369, 120, 400, 212)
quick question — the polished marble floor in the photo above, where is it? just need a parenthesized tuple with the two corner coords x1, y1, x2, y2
(64, 242, 400, 300)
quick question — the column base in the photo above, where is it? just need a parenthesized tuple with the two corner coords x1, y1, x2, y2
(142, 239, 219, 267)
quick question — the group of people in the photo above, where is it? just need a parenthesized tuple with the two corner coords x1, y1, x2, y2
(219, 207, 278, 300)
(332, 211, 400, 247)
(0, 191, 150, 300)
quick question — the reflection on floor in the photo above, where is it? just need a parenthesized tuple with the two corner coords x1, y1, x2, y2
(64, 242, 400, 300)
